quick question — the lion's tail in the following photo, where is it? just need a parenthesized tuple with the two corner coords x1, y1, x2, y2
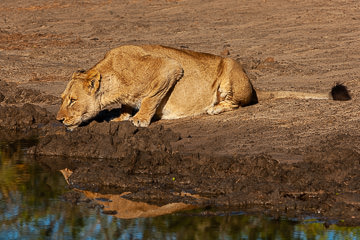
(254, 83, 351, 102)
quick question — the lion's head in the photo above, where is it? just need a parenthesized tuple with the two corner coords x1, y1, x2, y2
(56, 69, 102, 130)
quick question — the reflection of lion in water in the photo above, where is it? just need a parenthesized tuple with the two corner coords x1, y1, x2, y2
(56, 45, 350, 129)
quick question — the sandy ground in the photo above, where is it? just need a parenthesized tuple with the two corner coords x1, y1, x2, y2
(1, 0, 360, 224)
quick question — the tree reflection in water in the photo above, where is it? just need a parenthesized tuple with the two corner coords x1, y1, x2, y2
(1, 141, 360, 239)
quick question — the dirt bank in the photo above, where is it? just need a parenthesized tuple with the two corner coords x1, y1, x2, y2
(30, 119, 360, 225)
(1, 0, 360, 225)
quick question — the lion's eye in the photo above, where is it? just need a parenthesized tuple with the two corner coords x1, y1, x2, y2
(69, 98, 77, 105)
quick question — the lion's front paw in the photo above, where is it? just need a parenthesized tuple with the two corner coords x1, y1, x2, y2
(130, 116, 150, 127)
(111, 113, 131, 122)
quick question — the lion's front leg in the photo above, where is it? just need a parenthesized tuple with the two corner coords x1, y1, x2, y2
(131, 59, 183, 127)
(130, 99, 154, 127)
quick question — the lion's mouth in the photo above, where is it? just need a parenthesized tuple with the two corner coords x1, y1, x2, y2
(62, 118, 82, 131)
(62, 122, 80, 131)
(61, 111, 99, 131)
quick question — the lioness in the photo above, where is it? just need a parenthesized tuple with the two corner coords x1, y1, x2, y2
(57, 45, 350, 130)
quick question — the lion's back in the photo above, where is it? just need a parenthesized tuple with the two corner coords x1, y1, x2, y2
(97, 45, 237, 119)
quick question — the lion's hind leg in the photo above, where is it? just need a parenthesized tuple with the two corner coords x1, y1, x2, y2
(207, 58, 253, 115)
(206, 58, 240, 115)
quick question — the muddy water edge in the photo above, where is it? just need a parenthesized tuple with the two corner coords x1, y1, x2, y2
(2, 140, 360, 239)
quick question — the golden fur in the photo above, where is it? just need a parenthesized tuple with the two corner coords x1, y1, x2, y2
(57, 45, 254, 129)
(57, 45, 342, 129)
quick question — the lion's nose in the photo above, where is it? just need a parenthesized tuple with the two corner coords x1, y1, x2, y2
(57, 118, 64, 123)
(56, 115, 65, 123)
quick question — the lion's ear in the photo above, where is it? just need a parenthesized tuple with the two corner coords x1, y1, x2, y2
(85, 69, 101, 94)
(72, 69, 87, 79)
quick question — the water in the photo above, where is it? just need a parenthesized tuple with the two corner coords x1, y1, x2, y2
(1, 141, 360, 240)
